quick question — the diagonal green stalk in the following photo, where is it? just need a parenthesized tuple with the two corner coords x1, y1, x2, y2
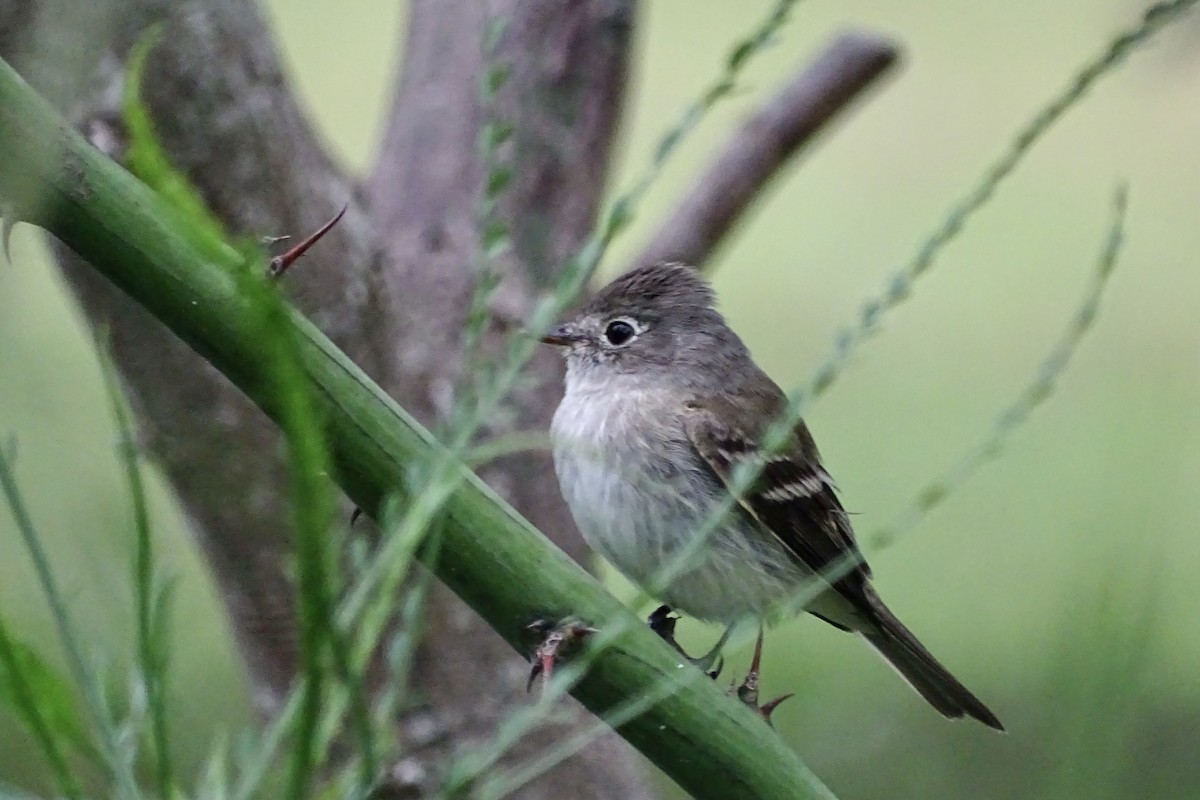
(0, 55, 828, 800)
(97, 342, 174, 799)
(235, 268, 377, 798)
(262, 275, 335, 800)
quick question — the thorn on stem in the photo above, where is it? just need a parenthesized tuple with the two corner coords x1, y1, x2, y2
(759, 693, 794, 723)
(266, 203, 347, 278)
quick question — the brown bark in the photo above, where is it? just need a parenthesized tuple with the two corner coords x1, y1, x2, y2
(1, 0, 895, 795)
(634, 30, 898, 271)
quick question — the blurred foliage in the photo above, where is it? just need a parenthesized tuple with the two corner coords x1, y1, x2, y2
(1, 1, 1199, 799)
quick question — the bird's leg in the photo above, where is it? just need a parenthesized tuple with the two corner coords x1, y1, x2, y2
(647, 605, 729, 679)
(525, 618, 597, 693)
(734, 626, 793, 724)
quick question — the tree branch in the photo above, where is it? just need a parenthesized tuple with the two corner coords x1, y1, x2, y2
(632, 30, 899, 270)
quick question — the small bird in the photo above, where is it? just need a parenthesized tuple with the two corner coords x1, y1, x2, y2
(541, 262, 1002, 730)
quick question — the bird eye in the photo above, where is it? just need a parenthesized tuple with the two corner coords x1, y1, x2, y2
(603, 319, 637, 347)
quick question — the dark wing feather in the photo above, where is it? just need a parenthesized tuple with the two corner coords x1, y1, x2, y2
(685, 399, 1007, 729)
(683, 397, 872, 592)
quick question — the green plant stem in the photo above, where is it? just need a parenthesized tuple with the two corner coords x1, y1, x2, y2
(239, 272, 341, 800)
(0, 451, 141, 800)
(98, 345, 174, 799)
(807, 0, 1196, 401)
(0, 57, 832, 800)
(870, 186, 1129, 551)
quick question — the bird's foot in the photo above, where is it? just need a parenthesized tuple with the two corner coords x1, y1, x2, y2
(525, 617, 597, 693)
(732, 627, 793, 724)
(647, 605, 730, 679)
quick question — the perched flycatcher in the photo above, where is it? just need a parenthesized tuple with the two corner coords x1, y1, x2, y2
(542, 262, 1002, 730)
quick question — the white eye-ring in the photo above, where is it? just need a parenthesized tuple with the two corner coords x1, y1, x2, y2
(602, 317, 642, 347)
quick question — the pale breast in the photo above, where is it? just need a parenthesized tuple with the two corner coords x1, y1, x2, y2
(550, 384, 806, 622)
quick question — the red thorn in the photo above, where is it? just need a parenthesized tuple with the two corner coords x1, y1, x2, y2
(759, 693, 794, 724)
(267, 203, 348, 278)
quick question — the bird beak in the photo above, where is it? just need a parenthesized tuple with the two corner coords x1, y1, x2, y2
(540, 323, 582, 347)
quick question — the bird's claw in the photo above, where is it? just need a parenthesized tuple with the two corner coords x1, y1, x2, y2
(526, 618, 597, 693)
(648, 605, 728, 679)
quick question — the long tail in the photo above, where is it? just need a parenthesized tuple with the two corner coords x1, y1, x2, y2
(858, 587, 1004, 731)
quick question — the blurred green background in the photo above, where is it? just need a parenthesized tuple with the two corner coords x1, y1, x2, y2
(2, 1, 1198, 798)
